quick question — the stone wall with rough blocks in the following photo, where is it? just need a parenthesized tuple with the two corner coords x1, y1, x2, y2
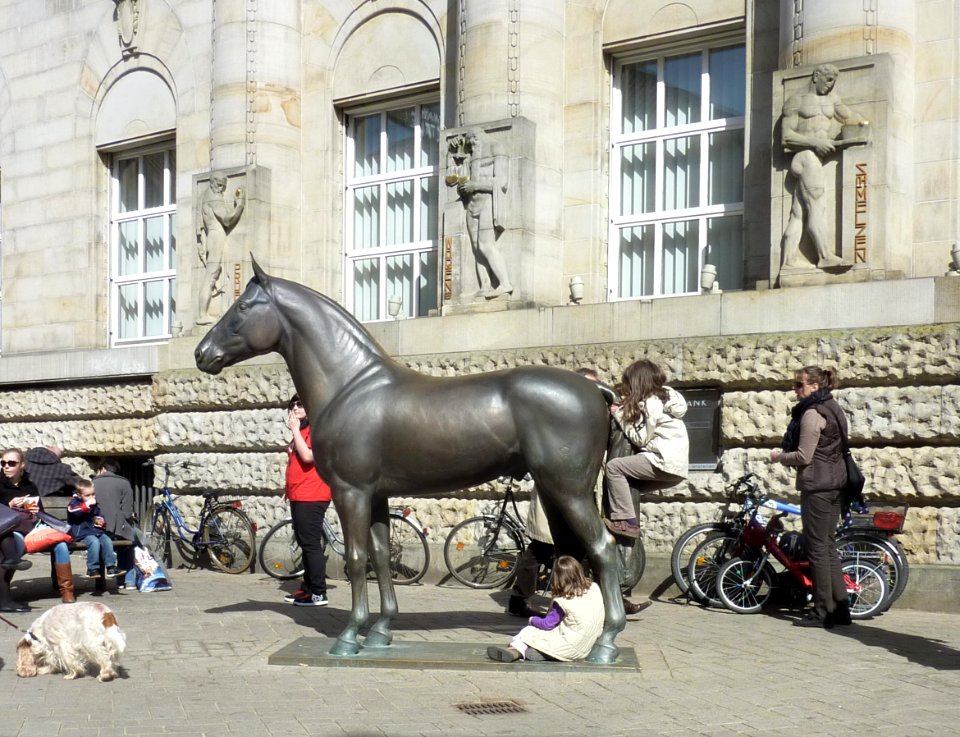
(1, 323, 958, 563)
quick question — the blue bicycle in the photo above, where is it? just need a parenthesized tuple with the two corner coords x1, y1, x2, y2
(146, 460, 256, 574)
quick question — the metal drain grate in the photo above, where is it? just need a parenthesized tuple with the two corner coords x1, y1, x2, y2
(455, 700, 528, 716)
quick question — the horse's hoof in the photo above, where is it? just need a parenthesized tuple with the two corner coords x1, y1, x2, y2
(585, 642, 619, 665)
(329, 638, 361, 656)
(363, 629, 394, 648)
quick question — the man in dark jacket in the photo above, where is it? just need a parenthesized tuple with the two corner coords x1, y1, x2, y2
(92, 458, 137, 586)
(24, 447, 80, 497)
(91, 458, 135, 542)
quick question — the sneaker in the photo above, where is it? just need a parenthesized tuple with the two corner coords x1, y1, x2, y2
(292, 592, 328, 607)
(603, 518, 641, 539)
(106, 566, 126, 577)
(84, 569, 100, 579)
(284, 588, 307, 604)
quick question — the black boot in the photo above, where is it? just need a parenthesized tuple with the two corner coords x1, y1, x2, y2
(832, 601, 852, 626)
(507, 596, 542, 618)
(0, 565, 28, 613)
(0, 536, 31, 571)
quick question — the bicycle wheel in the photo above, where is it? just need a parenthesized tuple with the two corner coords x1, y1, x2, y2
(203, 506, 256, 574)
(443, 515, 524, 589)
(716, 557, 776, 614)
(842, 559, 888, 619)
(618, 536, 646, 591)
(836, 533, 908, 609)
(388, 513, 430, 585)
(670, 522, 731, 594)
(687, 532, 740, 608)
(258, 518, 303, 580)
(149, 507, 172, 566)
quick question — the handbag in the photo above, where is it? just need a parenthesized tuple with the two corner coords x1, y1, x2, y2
(821, 403, 867, 511)
(0, 505, 37, 536)
(23, 522, 73, 553)
(36, 511, 71, 534)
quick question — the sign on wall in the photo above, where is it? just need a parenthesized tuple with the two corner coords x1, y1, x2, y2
(680, 388, 721, 471)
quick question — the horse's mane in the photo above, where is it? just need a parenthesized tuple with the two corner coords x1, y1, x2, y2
(264, 274, 392, 362)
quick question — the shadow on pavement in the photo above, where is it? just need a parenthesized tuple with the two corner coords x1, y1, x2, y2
(831, 622, 960, 670)
(203, 598, 522, 638)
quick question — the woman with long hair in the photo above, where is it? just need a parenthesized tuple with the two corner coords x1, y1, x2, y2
(603, 360, 689, 539)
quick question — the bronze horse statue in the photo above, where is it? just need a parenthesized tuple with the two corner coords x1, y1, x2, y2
(195, 259, 626, 662)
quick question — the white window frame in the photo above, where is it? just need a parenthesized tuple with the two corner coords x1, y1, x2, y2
(343, 97, 440, 321)
(608, 40, 745, 300)
(109, 142, 177, 345)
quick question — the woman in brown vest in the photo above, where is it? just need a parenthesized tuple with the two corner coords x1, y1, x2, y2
(770, 366, 850, 629)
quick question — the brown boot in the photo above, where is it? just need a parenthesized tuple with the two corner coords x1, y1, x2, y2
(54, 562, 76, 603)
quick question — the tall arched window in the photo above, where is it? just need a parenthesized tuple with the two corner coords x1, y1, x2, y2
(96, 69, 177, 344)
(609, 42, 745, 298)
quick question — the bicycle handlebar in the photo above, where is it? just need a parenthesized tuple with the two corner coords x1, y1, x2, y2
(728, 473, 801, 516)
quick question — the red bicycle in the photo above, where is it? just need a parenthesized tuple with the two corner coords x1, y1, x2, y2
(713, 503, 888, 619)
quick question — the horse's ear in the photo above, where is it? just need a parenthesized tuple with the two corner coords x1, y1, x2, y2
(251, 255, 270, 287)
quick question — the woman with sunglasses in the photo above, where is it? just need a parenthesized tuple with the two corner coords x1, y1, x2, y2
(769, 366, 850, 629)
(281, 395, 332, 607)
(1, 448, 76, 610)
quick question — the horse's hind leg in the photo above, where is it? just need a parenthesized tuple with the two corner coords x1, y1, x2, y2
(329, 490, 372, 656)
(536, 477, 625, 664)
(363, 501, 398, 648)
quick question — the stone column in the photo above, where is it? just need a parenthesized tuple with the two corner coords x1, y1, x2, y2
(773, 0, 915, 283)
(198, 1, 302, 326)
(444, 0, 564, 309)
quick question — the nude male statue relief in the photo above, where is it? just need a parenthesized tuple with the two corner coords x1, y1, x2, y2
(780, 64, 870, 270)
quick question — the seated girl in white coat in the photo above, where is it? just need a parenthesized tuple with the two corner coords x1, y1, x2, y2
(603, 359, 689, 539)
(487, 555, 604, 662)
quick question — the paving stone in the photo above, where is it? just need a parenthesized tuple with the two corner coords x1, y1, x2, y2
(2, 560, 960, 736)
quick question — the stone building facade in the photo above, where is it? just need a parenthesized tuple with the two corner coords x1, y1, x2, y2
(0, 1, 958, 563)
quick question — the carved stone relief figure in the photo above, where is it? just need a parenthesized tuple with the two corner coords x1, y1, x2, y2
(196, 174, 246, 326)
(446, 132, 513, 299)
(780, 63, 870, 270)
(113, 0, 141, 55)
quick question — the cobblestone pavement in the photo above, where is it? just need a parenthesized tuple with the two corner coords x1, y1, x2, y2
(1, 558, 959, 737)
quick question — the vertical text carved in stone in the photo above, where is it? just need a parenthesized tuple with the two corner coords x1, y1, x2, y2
(113, 0, 141, 56)
(854, 163, 868, 263)
(507, 0, 520, 117)
(443, 236, 454, 302)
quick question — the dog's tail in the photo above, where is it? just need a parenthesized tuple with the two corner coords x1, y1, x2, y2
(101, 610, 127, 657)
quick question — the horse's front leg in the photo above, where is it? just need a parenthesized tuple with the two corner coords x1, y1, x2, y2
(363, 501, 398, 648)
(328, 491, 372, 656)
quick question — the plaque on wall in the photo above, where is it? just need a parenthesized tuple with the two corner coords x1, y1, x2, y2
(680, 388, 720, 471)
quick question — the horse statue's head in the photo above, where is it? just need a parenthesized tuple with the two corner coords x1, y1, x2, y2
(195, 257, 285, 375)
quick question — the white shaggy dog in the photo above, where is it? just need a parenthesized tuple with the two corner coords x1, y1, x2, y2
(16, 602, 126, 681)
